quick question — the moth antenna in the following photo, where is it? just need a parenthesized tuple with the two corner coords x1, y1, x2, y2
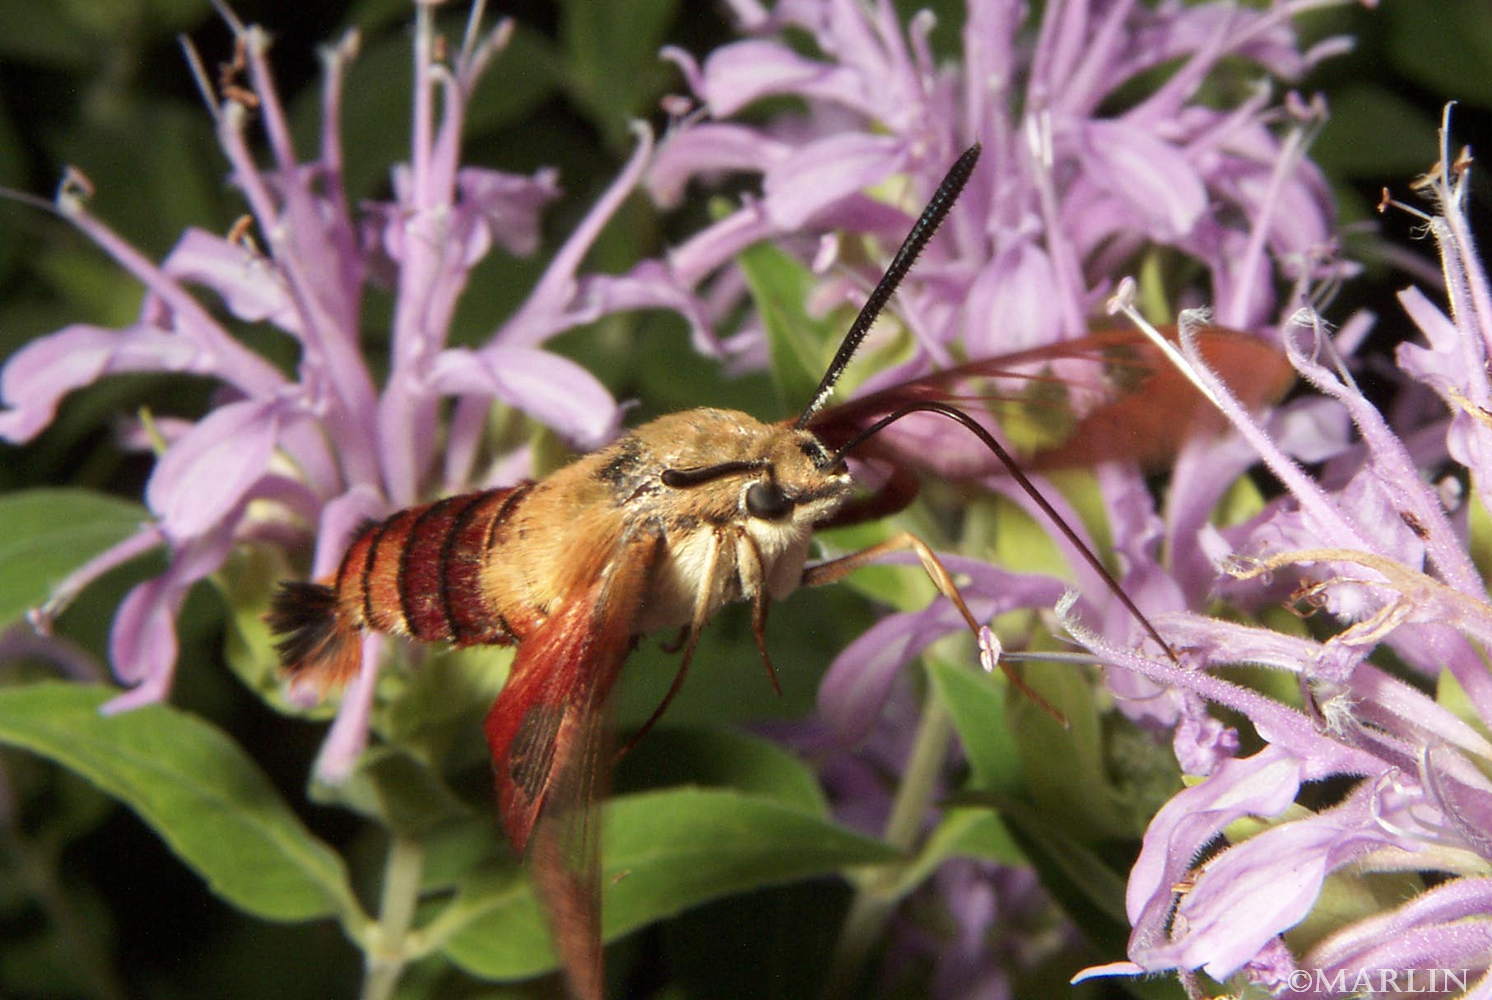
(794, 144, 981, 429)
(833, 401, 1178, 663)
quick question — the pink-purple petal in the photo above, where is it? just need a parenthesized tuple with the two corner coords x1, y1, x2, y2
(1075, 119, 1208, 240)
(1305, 877, 1492, 972)
(962, 244, 1064, 356)
(145, 397, 285, 540)
(1125, 748, 1302, 926)
(818, 601, 972, 743)
(162, 228, 300, 332)
(576, 261, 722, 357)
(311, 634, 383, 782)
(457, 165, 561, 257)
(1141, 797, 1398, 979)
(762, 133, 906, 229)
(697, 40, 868, 117)
(431, 346, 620, 449)
(648, 123, 790, 207)
(0, 324, 206, 443)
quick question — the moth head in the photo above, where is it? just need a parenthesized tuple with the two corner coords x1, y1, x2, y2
(651, 409, 851, 527)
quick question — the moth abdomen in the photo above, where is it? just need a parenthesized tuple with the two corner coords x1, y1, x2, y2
(270, 485, 532, 687)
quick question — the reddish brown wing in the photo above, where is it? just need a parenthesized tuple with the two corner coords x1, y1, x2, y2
(1022, 327, 1292, 470)
(482, 528, 662, 1000)
(809, 326, 1291, 484)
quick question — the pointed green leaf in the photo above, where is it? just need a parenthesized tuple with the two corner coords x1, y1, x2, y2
(438, 787, 898, 980)
(560, 0, 679, 148)
(0, 683, 358, 924)
(927, 656, 1022, 794)
(613, 727, 828, 815)
(1008, 660, 1131, 840)
(0, 489, 153, 629)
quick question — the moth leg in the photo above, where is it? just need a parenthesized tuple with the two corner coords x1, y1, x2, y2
(803, 532, 1064, 722)
(618, 528, 724, 759)
(658, 625, 689, 654)
(802, 531, 980, 628)
(736, 531, 781, 695)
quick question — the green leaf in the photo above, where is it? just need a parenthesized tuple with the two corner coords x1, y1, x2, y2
(0, 683, 358, 924)
(438, 787, 899, 980)
(467, 24, 563, 135)
(560, 0, 679, 148)
(419, 818, 503, 893)
(614, 727, 829, 815)
(1388, 0, 1492, 108)
(1312, 82, 1441, 178)
(1007, 657, 1132, 841)
(927, 656, 1022, 794)
(737, 240, 839, 415)
(0, 489, 152, 629)
(379, 642, 511, 763)
(47, 100, 222, 255)
(215, 545, 336, 720)
(0, 5, 97, 65)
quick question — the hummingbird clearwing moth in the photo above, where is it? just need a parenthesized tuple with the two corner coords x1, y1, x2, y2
(267, 144, 1286, 998)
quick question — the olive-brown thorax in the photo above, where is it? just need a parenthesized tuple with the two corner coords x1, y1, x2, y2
(481, 408, 853, 637)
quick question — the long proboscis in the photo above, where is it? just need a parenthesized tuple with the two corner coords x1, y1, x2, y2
(794, 144, 982, 429)
(833, 401, 1178, 663)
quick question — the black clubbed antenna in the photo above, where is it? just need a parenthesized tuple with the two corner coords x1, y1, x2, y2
(794, 143, 981, 429)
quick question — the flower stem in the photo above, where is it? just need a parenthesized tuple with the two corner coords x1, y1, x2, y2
(360, 834, 425, 1000)
(822, 685, 953, 999)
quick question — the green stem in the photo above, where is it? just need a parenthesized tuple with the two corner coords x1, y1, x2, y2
(822, 687, 953, 1000)
(360, 835, 426, 1000)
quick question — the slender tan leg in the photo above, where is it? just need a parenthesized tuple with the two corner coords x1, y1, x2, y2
(749, 589, 780, 695)
(804, 532, 982, 630)
(804, 532, 1065, 724)
(737, 531, 782, 695)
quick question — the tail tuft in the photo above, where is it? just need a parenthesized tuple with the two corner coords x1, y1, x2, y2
(266, 581, 362, 689)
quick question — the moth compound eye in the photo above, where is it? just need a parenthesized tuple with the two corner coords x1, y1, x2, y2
(745, 481, 792, 520)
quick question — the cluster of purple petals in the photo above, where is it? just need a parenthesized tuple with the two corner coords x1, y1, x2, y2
(18, 1, 1489, 995)
(0, 7, 707, 773)
(1069, 124, 1492, 994)
(646, 1, 1384, 992)
(645, 0, 1358, 734)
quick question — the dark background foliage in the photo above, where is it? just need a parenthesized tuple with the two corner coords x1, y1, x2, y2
(0, 1, 1487, 998)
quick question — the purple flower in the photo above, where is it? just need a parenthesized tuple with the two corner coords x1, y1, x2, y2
(652, 0, 1365, 993)
(655, 0, 1349, 342)
(1073, 112, 1492, 995)
(651, 0, 1359, 743)
(0, 8, 694, 775)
